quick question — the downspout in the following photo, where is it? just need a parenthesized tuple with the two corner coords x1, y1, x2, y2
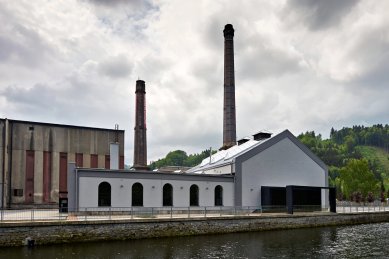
(76, 169, 79, 211)
(1, 119, 6, 209)
(231, 158, 236, 174)
(232, 158, 236, 207)
(209, 147, 212, 164)
(7, 122, 13, 208)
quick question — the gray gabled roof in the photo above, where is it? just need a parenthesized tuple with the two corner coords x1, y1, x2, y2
(186, 137, 268, 173)
(187, 129, 327, 174)
(235, 129, 328, 171)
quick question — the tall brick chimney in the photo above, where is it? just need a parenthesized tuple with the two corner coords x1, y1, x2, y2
(133, 80, 148, 170)
(221, 24, 236, 150)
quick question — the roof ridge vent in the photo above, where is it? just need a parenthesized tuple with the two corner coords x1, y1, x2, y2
(253, 131, 272, 141)
(237, 136, 251, 145)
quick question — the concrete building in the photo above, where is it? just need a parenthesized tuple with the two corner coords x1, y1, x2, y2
(0, 119, 125, 208)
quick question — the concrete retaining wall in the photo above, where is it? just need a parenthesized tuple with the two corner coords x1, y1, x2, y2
(1, 212, 389, 247)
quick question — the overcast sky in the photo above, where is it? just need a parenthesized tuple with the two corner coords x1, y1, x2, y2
(1, 0, 388, 164)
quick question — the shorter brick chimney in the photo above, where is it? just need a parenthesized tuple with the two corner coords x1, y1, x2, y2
(133, 80, 148, 170)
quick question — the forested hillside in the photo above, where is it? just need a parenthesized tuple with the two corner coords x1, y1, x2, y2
(298, 124, 389, 201)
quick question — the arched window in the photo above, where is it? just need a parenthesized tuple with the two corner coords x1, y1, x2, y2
(132, 182, 143, 206)
(98, 182, 111, 207)
(163, 184, 173, 206)
(215, 185, 223, 206)
(190, 184, 199, 206)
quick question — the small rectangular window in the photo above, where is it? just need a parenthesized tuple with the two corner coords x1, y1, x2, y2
(13, 189, 23, 197)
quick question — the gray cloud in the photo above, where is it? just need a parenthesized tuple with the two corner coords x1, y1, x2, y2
(286, 0, 360, 30)
(202, 18, 225, 51)
(87, 0, 146, 7)
(98, 55, 133, 78)
(237, 36, 302, 81)
(2, 84, 55, 110)
(0, 36, 17, 61)
(346, 27, 389, 89)
(191, 55, 222, 98)
(134, 53, 174, 82)
(0, 67, 129, 125)
(0, 24, 53, 68)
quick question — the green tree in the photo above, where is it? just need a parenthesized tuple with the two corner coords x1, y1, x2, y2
(339, 159, 380, 200)
(165, 150, 188, 166)
(149, 148, 215, 169)
(344, 135, 356, 153)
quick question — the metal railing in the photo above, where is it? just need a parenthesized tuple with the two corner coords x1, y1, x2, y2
(0, 209, 67, 222)
(1, 203, 387, 222)
(74, 206, 262, 221)
(336, 201, 389, 213)
(0, 206, 262, 222)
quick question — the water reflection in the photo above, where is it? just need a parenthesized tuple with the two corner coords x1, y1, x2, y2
(2, 223, 389, 258)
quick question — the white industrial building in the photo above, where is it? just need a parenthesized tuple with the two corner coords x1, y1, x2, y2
(67, 130, 335, 213)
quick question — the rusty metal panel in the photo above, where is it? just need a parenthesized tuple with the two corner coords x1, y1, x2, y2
(90, 154, 98, 168)
(59, 152, 67, 198)
(105, 155, 110, 169)
(75, 153, 83, 167)
(119, 155, 124, 169)
(25, 150, 35, 204)
(43, 151, 51, 203)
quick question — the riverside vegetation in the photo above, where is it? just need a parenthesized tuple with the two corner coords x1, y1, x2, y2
(148, 125, 389, 203)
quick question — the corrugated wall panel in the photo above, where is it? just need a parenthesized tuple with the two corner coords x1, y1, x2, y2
(43, 151, 51, 203)
(59, 152, 67, 198)
(25, 150, 35, 203)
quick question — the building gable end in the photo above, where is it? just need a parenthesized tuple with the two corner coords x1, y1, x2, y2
(236, 130, 327, 171)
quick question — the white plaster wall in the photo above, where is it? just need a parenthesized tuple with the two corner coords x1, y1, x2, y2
(78, 176, 234, 208)
(241, 138, 326, 207)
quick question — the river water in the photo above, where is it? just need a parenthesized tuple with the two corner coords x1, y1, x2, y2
(2, 222, 389, 258)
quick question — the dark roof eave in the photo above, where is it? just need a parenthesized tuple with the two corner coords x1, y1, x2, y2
(76, 168, 235, 178)
(0, 118, 125, 133)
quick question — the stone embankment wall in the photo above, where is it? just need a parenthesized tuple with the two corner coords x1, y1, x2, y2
(1, 212, 389, 247)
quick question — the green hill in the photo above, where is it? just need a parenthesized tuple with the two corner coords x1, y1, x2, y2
(298, 126, 389, 198)
(356, 146, 389, 189)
